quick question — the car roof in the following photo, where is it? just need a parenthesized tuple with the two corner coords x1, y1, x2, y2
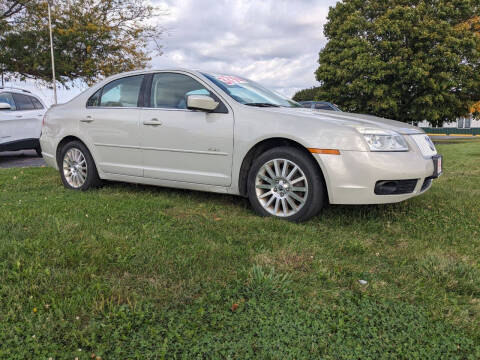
(0, 87, 47, 105)
(0, 87, 34, 95)
(103, 68, 202, 79)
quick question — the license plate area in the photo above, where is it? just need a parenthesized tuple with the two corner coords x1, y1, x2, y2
(432, 155, 442, 178)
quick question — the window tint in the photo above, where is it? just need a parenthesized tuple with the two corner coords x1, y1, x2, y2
(87, 89, 102, 107)
(0, 92, 16, 110)
(315, 103, 332, 110)
(150, 73, 210, 109)
(12, 93, 35, 110)
(99, 75, 144, 107)
(31, 97, 44, 109)
(301, 102, 312, 108)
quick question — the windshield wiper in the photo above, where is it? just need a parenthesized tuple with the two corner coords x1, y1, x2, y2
(244, 102, 280, 107)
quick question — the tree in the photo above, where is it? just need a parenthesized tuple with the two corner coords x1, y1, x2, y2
(0, 0, 163, 86)
(315, 0, 480, 126)
(459, 15, 480, 118)
(292, 86, 322, 102)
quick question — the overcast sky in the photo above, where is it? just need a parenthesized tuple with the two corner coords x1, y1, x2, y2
(6, 0, 339, 105)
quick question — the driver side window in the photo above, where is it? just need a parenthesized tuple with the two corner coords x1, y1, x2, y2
(150, 73, 210, 109)
(0, 92, 17, 110)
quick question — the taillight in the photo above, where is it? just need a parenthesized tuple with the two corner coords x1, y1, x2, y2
(42, 114, 47, 126)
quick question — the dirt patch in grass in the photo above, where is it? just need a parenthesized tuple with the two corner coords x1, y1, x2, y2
(253, 248, 314, 272)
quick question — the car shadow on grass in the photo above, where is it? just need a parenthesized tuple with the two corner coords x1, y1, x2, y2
(99, 179, 408, 222)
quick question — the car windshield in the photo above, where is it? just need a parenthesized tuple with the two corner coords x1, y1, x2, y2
(202, 73, 301, 108)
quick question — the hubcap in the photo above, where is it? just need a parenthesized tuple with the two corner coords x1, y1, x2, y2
(255, 158, 308, 217)
(63, 148, 87, 188)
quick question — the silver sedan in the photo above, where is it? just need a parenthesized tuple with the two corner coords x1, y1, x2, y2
(40, 69, 442, 221)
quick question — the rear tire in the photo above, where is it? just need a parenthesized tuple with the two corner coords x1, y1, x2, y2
(247, 146, 326, 222)
(59, 141, 101, 190)
(35, 145, 42, 157)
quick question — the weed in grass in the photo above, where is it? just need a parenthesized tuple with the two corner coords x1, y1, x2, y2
(417, 255, 480, 296)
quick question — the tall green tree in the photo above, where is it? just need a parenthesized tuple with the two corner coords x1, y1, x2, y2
(0, 0, 163, 86)
(315, 0, 480, 126)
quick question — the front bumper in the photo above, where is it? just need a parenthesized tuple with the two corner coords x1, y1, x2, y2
(315, 150, 438, 205)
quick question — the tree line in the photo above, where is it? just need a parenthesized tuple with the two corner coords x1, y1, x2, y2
(294, 0, 480, 126)
(0, 0, 163, 86)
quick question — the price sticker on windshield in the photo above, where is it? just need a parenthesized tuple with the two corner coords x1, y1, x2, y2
(214, 75, 248, 86)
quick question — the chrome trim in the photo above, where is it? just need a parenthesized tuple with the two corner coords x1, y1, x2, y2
(94, 143, 229, 156)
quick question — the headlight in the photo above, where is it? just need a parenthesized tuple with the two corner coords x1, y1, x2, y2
(358, 128, 409, 152)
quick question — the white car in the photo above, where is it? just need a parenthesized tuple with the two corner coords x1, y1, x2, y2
(40, 69, 442, 221)
(0, 87, 47, 156)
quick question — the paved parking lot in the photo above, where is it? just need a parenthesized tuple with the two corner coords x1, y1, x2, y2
(0, 150, 46, 169)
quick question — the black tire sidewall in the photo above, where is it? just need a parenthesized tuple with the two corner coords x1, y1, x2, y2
(59, 141, 100, 191)
(247, 147, 326, 222)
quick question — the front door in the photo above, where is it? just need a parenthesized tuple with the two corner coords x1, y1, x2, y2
(82, 75, 144, 177)
(0, 92, 18, 145)
(140, 72, 234, 186)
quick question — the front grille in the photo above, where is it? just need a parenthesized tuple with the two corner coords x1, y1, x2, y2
(411, 134, 437, 157)
(374, 179, 419, 195)
(421, 177, 433, 192)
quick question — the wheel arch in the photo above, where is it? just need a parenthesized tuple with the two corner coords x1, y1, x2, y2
(238, 137, 329, 201)
(56, 135, 91, 168)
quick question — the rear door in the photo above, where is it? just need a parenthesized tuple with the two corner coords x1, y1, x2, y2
(30, 96, 46, 138)
(82, 74, 145, 177)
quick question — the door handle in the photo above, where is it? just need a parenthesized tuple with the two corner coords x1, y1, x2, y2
(16, 115, 23, 118)
(143, 118, 162, 126)
(81, 116, 94, 123)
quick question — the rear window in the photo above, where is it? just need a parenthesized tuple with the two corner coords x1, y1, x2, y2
(99, 75, 144, 107)
(31, 97, 44, 109)
(12, 93, 35, 110)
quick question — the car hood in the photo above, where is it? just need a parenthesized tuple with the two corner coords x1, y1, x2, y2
(259, 107, 424, 135)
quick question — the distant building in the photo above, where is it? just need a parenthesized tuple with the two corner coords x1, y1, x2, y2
(418, 115, 480, 129)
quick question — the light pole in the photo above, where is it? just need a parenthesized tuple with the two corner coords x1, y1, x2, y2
(47, 0, 57, 104)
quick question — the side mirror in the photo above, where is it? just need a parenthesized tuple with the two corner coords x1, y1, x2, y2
(187, 95, 219, 112)
(0, 102, 11, 110)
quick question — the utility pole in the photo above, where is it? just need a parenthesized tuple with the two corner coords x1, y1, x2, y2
(47, 0, 57, 104)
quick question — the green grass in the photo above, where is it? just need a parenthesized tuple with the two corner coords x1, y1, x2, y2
(1, 142, 479, 359)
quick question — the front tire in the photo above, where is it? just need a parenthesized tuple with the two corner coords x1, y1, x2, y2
(59, 141, 101, 190)
(247, 146, 326, 222)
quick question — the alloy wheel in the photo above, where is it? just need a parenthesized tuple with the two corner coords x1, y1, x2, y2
(63, 148, 88, 188)
(255, 158, 309, 217)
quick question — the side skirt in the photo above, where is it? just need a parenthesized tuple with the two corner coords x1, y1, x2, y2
(102, 172, 236, 195)
(0, 138, 40, 152)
